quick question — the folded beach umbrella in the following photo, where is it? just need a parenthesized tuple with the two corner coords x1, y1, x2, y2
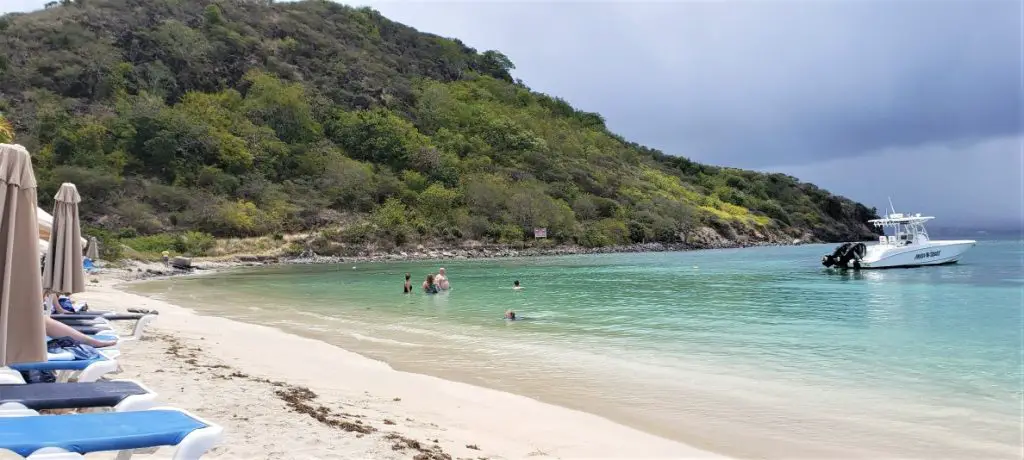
(86, 236, 99, 260)
(42, 183, 85, 295)
(38, 207, 86, 247)
(0, 144, 46, 366)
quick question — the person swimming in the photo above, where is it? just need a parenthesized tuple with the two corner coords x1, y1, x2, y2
(504, 309, 516, 320)
(423, 274, 440, 294)
(403, 273, 412, 294)
(512, 280, 523, 291)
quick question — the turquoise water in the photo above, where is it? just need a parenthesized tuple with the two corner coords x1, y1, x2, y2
(130, 241, 1023, 458)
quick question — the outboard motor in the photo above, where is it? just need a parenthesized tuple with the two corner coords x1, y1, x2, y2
(822, 242, 867, 269)
(822, 243, 851, 268)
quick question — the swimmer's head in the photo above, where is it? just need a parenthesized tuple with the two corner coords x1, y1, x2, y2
(513, 280, 520, 286)
(405, 273, 410, 280)
(439, 267, 446, 275)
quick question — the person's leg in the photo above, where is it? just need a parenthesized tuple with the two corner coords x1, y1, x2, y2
(44, 317, 117, 348)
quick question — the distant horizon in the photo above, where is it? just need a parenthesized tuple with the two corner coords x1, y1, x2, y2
(928, 223, 1022, 233)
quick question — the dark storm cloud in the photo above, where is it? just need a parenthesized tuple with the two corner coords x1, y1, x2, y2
(769, 135, 1023, 228)
(343, 0, 1020, 169)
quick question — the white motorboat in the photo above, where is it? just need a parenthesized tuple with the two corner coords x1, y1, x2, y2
(821, 211, 976, 269)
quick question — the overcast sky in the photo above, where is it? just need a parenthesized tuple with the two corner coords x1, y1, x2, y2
(4, 0, 1022, 227)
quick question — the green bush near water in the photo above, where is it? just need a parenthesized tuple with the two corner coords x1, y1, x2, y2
(121, 231, 216, 257)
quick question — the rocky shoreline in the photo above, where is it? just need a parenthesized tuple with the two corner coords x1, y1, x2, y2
(286, 239, 803, 264)
(106, 238, 813, 282)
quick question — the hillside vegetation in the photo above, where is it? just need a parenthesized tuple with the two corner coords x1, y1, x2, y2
(0, 0, 879, 258)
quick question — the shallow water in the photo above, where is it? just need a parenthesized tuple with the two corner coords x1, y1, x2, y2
(129, 240, 1023, 458)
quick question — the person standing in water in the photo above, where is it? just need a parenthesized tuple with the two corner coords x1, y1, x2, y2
(423, 274, 439, 294)
(403, 273, 412, 294)
(436, 267, 450, 290)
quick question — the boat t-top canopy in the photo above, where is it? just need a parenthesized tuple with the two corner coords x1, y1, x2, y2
(868, 213, 935, 227)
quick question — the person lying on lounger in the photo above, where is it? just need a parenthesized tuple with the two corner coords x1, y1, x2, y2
(44, 316, 118, 349)
(43, 291, 95, 315)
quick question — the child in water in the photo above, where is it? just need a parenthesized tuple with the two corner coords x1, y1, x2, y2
(423, 274, 439, 294)
(403, 273, 412, 294)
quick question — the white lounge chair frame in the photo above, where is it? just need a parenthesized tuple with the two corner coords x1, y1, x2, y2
(76, 314, 156, 342)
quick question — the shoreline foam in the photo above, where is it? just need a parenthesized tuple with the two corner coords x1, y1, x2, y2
(84, 274, 726, 459)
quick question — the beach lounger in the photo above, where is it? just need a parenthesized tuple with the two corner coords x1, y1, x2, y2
(44, 337, 121, 368)
(68, 325, 111, 335)
(56, 314, 155, 341)
(0, 407, 223, 459)
(0, 334, 123, 385)
(49, 317, 104, 327)
(47, 343, 119, 361)
(8, 356, 119, 383)
(0, 369, 24, 384)
(53, 313, 150, 321)
(0, 379, 156, 414)
(60, 308, 159, 317)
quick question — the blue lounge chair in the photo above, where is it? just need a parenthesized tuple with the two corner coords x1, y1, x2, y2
(83, 257, 98, 274)
(0, 407, 223, 459)
(0, 379, 156, 414)
(8, 356, 118, 383)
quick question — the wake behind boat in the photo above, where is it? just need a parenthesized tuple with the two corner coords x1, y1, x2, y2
(822, 211, 976, 269)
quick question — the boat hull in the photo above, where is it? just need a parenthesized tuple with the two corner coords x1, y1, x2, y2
(859, 240, 976, 269)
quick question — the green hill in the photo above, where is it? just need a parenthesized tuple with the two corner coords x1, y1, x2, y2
(0, 0, 879, 257)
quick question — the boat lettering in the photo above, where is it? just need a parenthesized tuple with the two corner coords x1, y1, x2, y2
(914, 250, 941, 260)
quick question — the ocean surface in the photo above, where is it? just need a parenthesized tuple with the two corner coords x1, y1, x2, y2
(128, 240, 1023, 458)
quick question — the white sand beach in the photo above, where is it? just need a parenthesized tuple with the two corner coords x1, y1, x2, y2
(78, 274, 726, 460)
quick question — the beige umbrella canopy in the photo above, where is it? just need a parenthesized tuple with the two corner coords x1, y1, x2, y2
(0, 144, 45, 366)
(42, 182, 85, 295)
(86, 236, 100, 260)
